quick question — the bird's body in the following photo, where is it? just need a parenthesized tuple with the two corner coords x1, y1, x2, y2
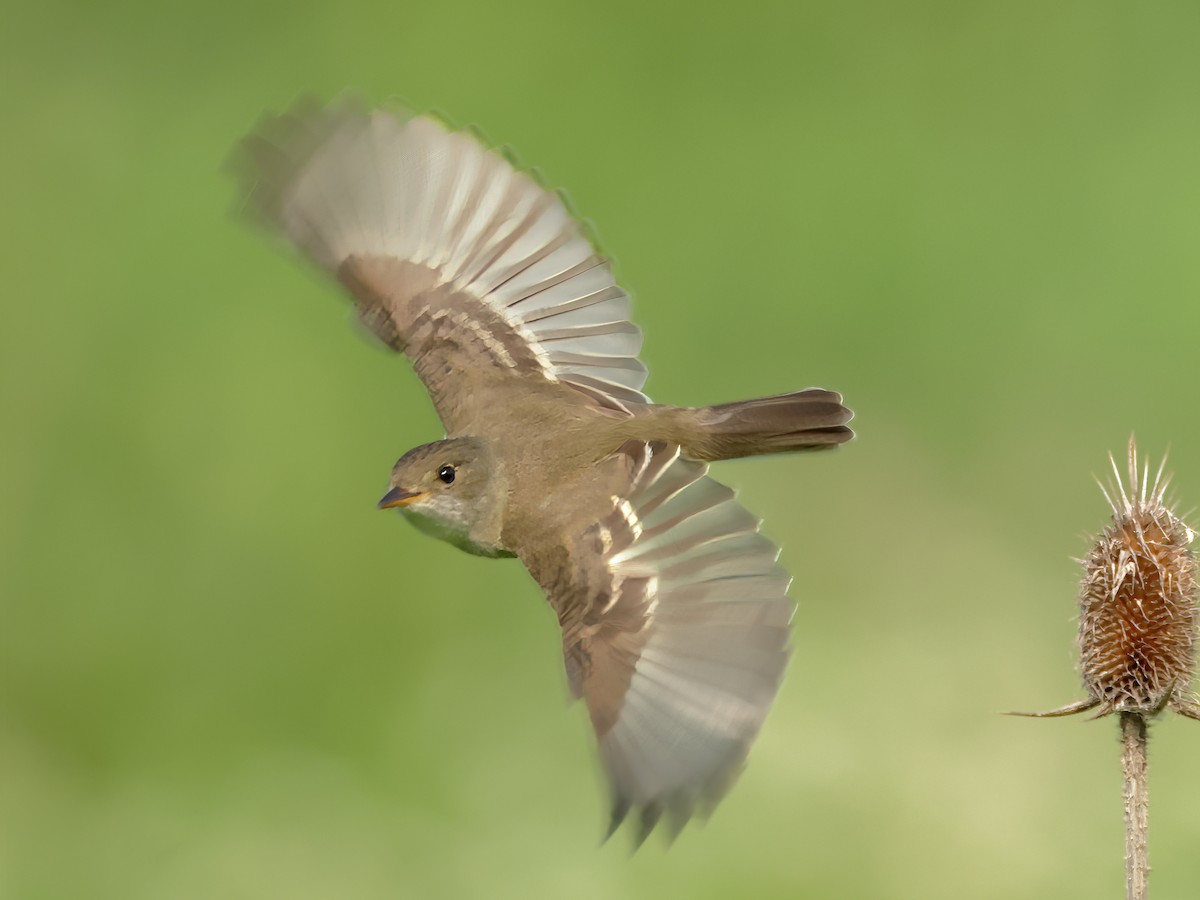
(234, 98, 852, 840)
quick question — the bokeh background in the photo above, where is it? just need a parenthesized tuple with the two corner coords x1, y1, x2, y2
(5, 2, 1200, 897)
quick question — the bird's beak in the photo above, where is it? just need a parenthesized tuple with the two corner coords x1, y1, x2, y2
(377, 487, 426, 509)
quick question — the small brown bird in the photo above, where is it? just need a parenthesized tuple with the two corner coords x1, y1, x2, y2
(232, 97, 853, 841)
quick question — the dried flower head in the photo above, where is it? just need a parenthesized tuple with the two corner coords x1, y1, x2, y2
(1082, 441, 1199, 715)
(1016, 440, 1200, 900)
(1021, 438, 1200, 720)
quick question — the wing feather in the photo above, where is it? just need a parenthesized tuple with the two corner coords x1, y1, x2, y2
(529, 442, 794, 843)
(232, 97, 650, 424)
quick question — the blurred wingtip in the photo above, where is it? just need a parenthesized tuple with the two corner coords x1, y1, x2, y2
(225, 93, 367, 229)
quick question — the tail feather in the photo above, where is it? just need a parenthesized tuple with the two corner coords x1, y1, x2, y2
(638, 389, 854, 462)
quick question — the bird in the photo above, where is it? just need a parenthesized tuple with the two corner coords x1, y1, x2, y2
(231, 97, 854, 843)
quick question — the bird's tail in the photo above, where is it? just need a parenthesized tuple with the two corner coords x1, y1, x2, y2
(631, 389, 854, 462)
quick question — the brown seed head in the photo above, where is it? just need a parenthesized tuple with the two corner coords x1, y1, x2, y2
(1079, 440, 1198, 716)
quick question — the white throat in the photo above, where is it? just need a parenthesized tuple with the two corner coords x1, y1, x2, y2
(400, 499, 512, 558)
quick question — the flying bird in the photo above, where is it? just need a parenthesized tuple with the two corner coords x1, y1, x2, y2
(232, 98, 853, 842)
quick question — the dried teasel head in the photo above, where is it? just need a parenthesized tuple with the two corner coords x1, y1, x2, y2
(1022, 439, 1200, 720)
(1082, 441, 1199, 715)
(1015, 438, 1199, 900)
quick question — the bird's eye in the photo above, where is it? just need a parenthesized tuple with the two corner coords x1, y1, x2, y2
(437, 465, 456, 484)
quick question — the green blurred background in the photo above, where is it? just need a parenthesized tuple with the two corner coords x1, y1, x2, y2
(5, 1, 1200, 897)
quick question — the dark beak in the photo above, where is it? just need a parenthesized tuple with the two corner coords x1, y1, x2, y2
(377, 487, 426, 509)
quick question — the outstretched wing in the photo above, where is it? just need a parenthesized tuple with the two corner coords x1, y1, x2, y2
(527, 442, 794, 843)
(231, 97, 649, 430)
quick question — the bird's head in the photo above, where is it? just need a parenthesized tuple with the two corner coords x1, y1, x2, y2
(377, 437, 509, 556)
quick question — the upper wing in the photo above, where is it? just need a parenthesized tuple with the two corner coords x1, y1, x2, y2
(231, 97, 650, 430)
(527, 441, 794, 843)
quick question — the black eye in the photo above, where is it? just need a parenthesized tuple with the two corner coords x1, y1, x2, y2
(437, 465, 456, 484)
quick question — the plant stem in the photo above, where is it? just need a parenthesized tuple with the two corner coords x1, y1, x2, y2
(1121, 712, 1149, 900)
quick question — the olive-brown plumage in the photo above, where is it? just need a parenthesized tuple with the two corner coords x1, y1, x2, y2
(231, 96, 854, 841)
